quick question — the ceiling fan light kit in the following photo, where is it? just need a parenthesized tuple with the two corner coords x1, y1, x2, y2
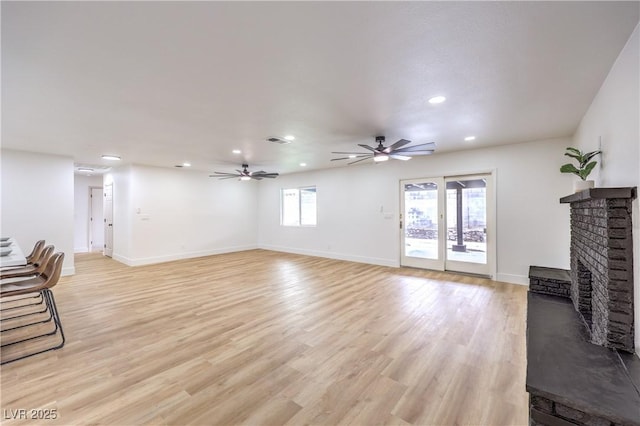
(373, 153, 389, 162)
(331, 136, 436, 165)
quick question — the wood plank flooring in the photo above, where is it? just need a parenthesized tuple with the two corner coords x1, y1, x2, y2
(0, 250, 528, 425)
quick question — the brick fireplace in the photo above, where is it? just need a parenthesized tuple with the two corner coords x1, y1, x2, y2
(560, 187, 636, 352)
(526, 187, 639, 426)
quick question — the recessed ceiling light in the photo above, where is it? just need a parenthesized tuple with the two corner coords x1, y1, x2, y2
(101, 155, 121, 161)
(428, 96, 446, 104)
(182, 162, 191, 167)
(77, 167, 94, 172)
(300, 163, 307, 167)
(232, 149, 242, 154)
(284, 135, 295, 141)
(464, 136, 476, 141)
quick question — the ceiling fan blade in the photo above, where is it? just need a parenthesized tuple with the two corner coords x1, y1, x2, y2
(332, 154, 369, 161)
(395, 142, 436, 152)
(259, 174, 279, 178)
(252, 170, 266, 175)
(235, 169, 245, 174)
(390, 154, 412, 161)
(348, 156, 373, 165)
(357, 144, 377, 152)
(393, 150, 435, 156)
(331, 151, 369, 155)
(388, 139, 411, 151)
(250, 176, 263, 180)
(216, 176, 241, 180)
(211, 173, 238, 177)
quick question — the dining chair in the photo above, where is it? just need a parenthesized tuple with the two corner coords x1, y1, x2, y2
(0, 252, 66, 365)
(0, 245, 55, 312)
(1, 245, 54, 280)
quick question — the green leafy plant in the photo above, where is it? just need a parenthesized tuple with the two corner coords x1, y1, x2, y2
(560, 147, 601, 181)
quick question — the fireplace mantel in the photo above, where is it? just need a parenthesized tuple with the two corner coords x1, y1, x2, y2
(559, 186, 637, 204)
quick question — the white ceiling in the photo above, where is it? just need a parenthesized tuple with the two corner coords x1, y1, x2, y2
(2, 2, 638, 175)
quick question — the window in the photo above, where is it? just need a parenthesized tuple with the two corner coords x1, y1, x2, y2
(281, 186, 317, 226)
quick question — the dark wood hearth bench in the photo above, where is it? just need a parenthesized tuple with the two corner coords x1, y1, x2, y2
(526, 266, 640, 425)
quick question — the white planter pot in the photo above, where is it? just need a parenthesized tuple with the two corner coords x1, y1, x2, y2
(573, 180, 594, 193)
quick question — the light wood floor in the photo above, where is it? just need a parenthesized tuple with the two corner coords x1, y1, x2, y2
(1, 250, 528, 425)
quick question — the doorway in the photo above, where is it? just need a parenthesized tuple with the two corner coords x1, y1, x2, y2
(400, 173, 494, 277)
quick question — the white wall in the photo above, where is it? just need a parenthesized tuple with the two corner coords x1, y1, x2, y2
(106, 164, 258, 266)
(573, 23, 640, 352)
(258, 137, 573, 284)
(73, 174, 103, 252)
(0, 149, 75, 275)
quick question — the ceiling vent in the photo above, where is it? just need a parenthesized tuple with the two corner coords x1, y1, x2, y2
(266, 137, 291, 144)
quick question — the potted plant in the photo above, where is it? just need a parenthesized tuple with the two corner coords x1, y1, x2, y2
(560, 147, 601, 192)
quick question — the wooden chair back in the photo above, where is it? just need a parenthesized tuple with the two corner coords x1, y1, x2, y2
(41, 252, 65, 288)
(25, 240, 46, 264)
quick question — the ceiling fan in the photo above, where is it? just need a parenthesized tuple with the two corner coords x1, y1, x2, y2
(331, 136, 436, 165)
(210, 164, 279, 181)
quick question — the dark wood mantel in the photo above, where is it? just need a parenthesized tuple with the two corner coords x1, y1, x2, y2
(560, 186, 637, 204)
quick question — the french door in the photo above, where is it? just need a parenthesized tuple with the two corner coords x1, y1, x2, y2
(400, 173, 494, 277)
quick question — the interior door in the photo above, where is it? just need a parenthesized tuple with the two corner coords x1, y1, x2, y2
(90, 187, 104, 252)
(444, 174, 492, 276)
(104, 183, 113, 257)
(400, 177, 445, 270)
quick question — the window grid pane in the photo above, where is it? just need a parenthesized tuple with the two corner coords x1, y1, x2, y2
(281, 188, 300, 226)
(300, 187, 317, 226)
(281, 186, 316, 227)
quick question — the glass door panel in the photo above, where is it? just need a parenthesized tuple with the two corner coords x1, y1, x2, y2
(444, 175, 491, 275)
(400, 178, 444, 270)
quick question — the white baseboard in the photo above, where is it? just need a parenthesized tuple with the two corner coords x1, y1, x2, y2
(259, 244, 399, 268)
(112, 244, 259, 267)
(496, 273, 529, 286)
(112, 253, 131, 265)
(106, 244, 529, 287)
